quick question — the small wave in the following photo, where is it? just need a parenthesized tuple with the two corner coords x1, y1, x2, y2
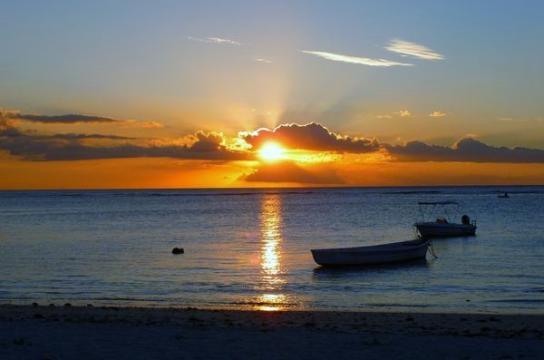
(364, 303, 430, 308)
(382, 190, 443, 195)
(93, 297, 167, 302)
(228, 300, 298, 307)
(486, 299, 544, 304)
(524, 287, 544, 293)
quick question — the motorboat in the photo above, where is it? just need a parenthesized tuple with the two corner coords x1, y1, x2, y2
(498, 192, 509, 198)
(415, 220, 476, 238)
(414, 201, 477, 239)
(311, 239, 429, 267)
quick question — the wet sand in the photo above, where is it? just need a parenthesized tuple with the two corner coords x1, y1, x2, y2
(1, 304, 543, 359)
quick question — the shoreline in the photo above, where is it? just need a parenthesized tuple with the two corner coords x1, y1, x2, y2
(3, 300, 544, 316)
(2, 304, 543, 359)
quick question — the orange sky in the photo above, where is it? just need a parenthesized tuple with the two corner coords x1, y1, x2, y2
(3, 113, 544, 189)
(3, 123, 544, 190)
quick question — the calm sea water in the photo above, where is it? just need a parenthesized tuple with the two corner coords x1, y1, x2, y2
(1, 186, 544, 313)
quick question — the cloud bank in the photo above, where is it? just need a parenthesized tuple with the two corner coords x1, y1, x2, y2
(301, 50, 412, 67)
(0, 116, 249, 161)
(3, 107, 544, 164)
(387, 137, 544, 163)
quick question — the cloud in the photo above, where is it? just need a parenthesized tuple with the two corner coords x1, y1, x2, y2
(187, 36, 241, 46)
(254, 58, 272, 64)
(0, 120, 250, 161)
(397, 110, 411, 117)
(1, 108, 165, 129)
(301, 50, 412, 67)
(4, 112, 118, 124)
(387, 137, 544, 163)
(385, 39, 444, 60)
(378, 110, 411, 119)
(43, 133, 134, 141)
(121, 120, 164, 129)
(245, 161, 344, 184)
(429, 111, 447, 118)
(376, 114, 393, 119)
(241, 122, 380, 153)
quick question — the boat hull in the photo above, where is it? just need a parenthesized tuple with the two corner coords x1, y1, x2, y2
(415, 222, 476, 238)
(311, 239, 429, 267)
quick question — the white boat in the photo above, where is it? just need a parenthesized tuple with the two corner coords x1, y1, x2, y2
(415, 221, 476, 238)
(414, 201, 477, 238)
(311, 239, 429, 267)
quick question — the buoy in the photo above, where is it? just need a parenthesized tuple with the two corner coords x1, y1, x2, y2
(172, 247, 184, 255)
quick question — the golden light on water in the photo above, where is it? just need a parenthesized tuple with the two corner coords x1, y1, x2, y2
(256, 293, 288, 312)
(260, 193, 283, 283)
(257, 193, 287, 311)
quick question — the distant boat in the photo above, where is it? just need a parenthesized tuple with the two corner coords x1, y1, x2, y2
(311, 239, 429, 267)
(414, 201, 477, 239)
(498, 192, 509, 198)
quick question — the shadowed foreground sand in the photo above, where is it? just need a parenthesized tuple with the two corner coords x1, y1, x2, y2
(1, 305, 543, 359)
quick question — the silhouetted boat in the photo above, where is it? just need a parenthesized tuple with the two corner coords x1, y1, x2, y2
(414, 201, 477, 238)
(498, 192, 509, 198)
(311, 239, 429, 267)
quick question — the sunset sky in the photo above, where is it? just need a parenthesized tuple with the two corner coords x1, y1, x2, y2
(2, 0, 544, 188)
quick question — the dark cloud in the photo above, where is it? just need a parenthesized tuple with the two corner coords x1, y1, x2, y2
(245, 161, 344, 184)
(0, 120, 250, 161)
(387, 137, 544, 163)
(0, 118, 20, 137)
(1, 109, 163, 128)
(241, 122, 379, 153)
(48, 133, 135, 140)
(12, 113, 118, 124)
(188, 132, 225, 153)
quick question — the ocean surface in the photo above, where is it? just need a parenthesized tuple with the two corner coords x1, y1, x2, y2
(1, 186, 544, 313)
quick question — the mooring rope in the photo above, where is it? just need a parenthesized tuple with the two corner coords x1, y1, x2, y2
(428, 241, 438, 259)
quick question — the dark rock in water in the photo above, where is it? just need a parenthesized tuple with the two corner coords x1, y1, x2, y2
(172, 247, 185, 255)
(13, 337, 26, 346)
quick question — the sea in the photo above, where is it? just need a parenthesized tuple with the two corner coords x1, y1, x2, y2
(1, 186, 543, 313)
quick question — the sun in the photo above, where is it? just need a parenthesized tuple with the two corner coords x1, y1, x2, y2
(258, 142, 286, 161)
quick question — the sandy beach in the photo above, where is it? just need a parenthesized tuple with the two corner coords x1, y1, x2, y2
(1, 305, 543, 359)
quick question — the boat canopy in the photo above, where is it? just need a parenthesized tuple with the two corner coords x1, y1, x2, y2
(418, 201, 458, 205)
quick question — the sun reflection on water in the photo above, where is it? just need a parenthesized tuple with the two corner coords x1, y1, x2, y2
(257, 194, 287, 311)
(256, 293, 288, 312)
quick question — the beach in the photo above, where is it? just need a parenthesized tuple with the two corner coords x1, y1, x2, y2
(1, 305, 543, 359)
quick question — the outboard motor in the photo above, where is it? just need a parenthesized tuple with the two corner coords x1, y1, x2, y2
(461, 214, 470, 225)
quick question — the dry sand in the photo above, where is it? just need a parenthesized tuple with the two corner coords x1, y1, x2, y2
(1, 304, 543, 359)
